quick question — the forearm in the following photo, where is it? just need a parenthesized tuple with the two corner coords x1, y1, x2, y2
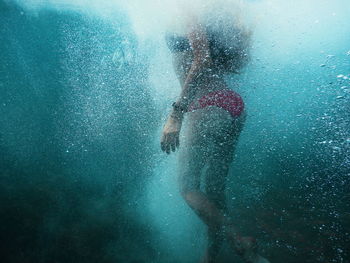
(171, 18, 211, 119)
(175, 62, 202, 109)
(171, 59, 209, 120)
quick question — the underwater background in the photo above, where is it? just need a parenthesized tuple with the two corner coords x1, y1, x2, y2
(0, 0, 349, 262)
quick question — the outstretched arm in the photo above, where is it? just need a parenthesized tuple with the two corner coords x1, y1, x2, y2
(161, 17, 212, 154)
(174, 19, 212, 114)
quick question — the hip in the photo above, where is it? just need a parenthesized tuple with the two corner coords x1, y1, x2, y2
(187, 89, 245, 119)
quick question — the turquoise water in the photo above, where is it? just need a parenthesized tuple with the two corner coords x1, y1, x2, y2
(0, 0, 349, 262)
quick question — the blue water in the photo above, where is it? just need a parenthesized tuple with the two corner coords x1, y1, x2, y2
(0, 0, 349, 262)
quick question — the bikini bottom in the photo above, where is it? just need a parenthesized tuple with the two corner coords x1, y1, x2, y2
(187, 89, 244, 118)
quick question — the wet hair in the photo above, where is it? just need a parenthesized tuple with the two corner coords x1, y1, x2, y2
(205, 11, 251, 74)
(208, 30, 250, 74)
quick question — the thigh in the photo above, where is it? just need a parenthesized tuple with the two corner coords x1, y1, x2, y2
(202, 108, 246, 209)
(177, 115, 207, 193)
(178, 107, 245, 194)
(204, 140, 234, 210)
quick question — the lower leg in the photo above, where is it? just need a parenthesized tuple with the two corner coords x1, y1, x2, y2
(204, 191, 228, 263)
(182, 191, 229, 263)
(200, 226, 224, 263)
(181, 191, 234, 230)
(182, 190, 268, 263)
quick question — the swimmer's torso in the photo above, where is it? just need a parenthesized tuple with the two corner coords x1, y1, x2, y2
(166, 33, 231, 103)
(165, 3, 250, 115)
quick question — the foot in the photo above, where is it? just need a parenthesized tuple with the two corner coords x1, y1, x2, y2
(235, 236, 258, 262)
(226, 227, 270, 263)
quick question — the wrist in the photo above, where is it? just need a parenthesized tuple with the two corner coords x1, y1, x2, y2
(170, 109, 184, 121)
(172, 101, 187, 113)
(171, 101, 186, 120)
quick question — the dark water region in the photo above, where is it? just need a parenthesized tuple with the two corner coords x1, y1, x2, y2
(1, 1, 157, 262)
(0, 1, 349, 263)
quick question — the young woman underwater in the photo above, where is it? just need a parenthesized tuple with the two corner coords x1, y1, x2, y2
(160, 2, 270, 263)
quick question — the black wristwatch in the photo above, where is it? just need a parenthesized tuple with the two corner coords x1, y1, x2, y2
(172, 102, 186, 113)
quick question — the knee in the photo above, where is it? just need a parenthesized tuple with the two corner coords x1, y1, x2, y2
(180, 189, 203, 209)
(180, 189, 194, 203)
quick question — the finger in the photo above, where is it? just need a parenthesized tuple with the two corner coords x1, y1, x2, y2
(164, 134, 171, 154)
(166, 143, 171, 154)
(171, 138, 176, 152)
(175, 135, 180, 148)
(167, 133, 175, 152)
(160, 136, 166, 152)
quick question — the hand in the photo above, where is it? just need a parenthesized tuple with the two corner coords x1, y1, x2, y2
(161, 115, 182, 154)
